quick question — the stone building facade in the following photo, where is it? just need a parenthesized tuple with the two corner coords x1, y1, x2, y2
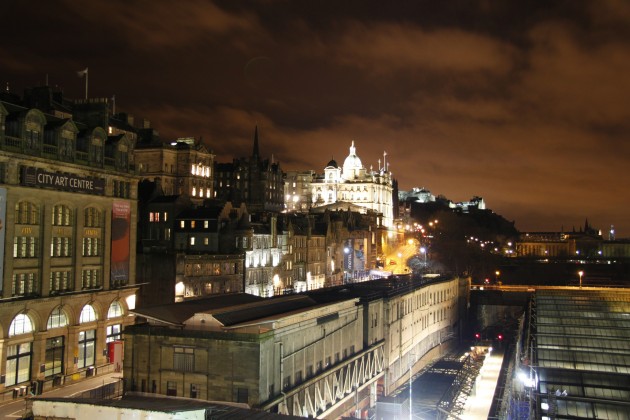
(310, 142, 394, 228)
(0, 98, 138, 394)
(124, 276, 464, 418)
(283, 170, 315, 213)
(134, 137, 215, 204)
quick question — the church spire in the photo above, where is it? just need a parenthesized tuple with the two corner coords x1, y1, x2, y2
(252, 125, 260, 159)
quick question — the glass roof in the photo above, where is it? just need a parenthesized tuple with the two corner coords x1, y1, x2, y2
(532, 289, 630, 419)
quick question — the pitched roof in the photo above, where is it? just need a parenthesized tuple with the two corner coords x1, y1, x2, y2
(132, 293, 263, 325)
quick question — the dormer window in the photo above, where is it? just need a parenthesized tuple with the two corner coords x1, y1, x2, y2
(91, 138, 103, 164)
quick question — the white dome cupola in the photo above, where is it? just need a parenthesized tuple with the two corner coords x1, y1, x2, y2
(342, 141, 364, 180)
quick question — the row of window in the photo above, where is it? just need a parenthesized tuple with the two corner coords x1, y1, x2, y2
(6, 325, 121, 386)
(191, 187, 211, 198)
(13, 236, 102, 258)
(282, 346, 357, 390)
(15, 202, 103, 227)
(5, 118, 134, 171)
(189, 237, 211, 246)
(179, 220, 210, 229)
(9, 302, 123, 338)
(11, 268, 102, 296)
(183, 262, 240, 277)
(191, 164, 211, 178)
(163, 380, 246, 402)
(149, 212, 169, 222)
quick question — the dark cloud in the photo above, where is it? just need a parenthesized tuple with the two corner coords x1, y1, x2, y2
(1, 1, 629, 235)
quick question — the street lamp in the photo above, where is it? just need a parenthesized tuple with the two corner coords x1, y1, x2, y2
(495, 270, 501, 285)
(578, 270, 584, 289)
(420, 247, 427, 266)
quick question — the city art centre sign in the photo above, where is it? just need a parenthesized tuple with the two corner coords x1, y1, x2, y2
(21, 167, 106, 195)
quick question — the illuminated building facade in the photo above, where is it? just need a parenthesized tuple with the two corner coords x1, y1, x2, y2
(283, 170, 315, 213)
(311, 141, 394, 228)
(134, 137, 215, 204)
(0, 97, 138, 394)
(124, 276, 465, 418)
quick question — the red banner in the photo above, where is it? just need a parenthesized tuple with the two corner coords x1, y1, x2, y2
(111, 201, 130, 285)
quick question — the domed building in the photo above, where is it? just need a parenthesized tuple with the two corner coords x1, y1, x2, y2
(311, 141, 394, 228)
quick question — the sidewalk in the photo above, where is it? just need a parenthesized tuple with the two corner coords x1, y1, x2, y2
(0, 371, 122, 415)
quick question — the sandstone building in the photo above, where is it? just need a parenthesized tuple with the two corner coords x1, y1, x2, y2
(0, 92, 138, 395)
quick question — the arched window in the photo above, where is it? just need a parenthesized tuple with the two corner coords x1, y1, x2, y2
(107, 301, 123, 319)
(9, 313, 34, 336)
(47, 307, 69, 329)
(79, 304, 97, 323)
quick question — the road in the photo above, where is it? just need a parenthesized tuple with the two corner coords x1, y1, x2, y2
(385, 239, 419, 274)
(0, 372, 122, 419)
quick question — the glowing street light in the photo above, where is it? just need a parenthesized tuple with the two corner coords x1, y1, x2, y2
(578, 270, 584, 289)
(420, 247, 427, 266)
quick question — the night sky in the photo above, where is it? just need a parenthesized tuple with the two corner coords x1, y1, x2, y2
(2, 1, 629, 235)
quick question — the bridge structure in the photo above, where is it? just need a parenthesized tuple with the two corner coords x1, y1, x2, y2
(262, 342, 385, 418)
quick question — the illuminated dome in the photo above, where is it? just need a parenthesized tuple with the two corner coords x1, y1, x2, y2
(326, 159, 338, 168)
(342, 141, 363, 180)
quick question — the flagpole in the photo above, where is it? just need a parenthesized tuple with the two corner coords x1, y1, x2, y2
(85, 68, 89, 99)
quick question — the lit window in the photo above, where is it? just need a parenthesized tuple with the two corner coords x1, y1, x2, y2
(190, 237, 195, 246)
(77, 329, 95, 368)
(47, 307, 68, 329)
(107, 301, 123, 318)
(9, 313, 34, 336)
(84, 207, 102, 227)
(79, 304, 97, 323)
(106, 324, 122, 342)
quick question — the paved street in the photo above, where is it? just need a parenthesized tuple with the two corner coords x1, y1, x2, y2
(0, 372, 122, 419)
(385, 239, 419, 274)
